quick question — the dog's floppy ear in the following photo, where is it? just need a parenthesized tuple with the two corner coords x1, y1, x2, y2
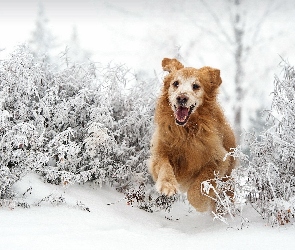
(162, 58, 184, 73)
(201, 66, 222, 87)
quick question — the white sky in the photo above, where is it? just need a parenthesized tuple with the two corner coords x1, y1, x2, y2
(0, 0, 102, 53)
(1, 0, 295, 68)
(0, 0, 189, 70)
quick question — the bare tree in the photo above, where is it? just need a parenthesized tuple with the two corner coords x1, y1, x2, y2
(190, 0, 276, 143)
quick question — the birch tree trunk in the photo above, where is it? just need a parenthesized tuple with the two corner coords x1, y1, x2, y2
(233, 0, 244, 143)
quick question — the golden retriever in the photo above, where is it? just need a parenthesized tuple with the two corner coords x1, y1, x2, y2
(148, 58, 236, 212)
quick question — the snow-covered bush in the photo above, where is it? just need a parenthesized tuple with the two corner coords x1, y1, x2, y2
(201, 61, 295, 226)
(201, 153, 250, 227)
(202, 172, 237, 224)
(0, 46, 49, 200)
(242, 61, 295, 225)
(0, 45, 156, 205)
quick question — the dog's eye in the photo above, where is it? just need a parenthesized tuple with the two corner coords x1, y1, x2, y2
(192, 83, 200, 90)
(173, 81, 179, 88)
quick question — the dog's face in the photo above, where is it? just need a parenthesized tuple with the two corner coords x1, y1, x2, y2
(162, 58, 222, 126)
(167, 69, 204, 125)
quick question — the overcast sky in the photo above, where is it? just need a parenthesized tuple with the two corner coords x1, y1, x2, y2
(0, 0, 177, 65)
(0, 0, 101, 51)
(1, 1, 294, 57)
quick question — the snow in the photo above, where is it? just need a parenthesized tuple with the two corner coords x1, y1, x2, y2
(1, 173, 295, 250)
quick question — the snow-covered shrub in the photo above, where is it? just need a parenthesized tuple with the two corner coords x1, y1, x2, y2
(242, 61, 295, 225)
(0, 45, 157, 205)
(201, 154, 249, 227)
(0, 46, 49, 200)
(202, 172, 236, 224)
(214, 61, 295, 226)
(37, 59, 155, 189)
(202, 61, 295, 226)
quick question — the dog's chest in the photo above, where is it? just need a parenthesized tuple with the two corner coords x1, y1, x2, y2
(169, 141, 210, 178)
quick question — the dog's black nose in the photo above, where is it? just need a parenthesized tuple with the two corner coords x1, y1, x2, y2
(177, 95, 188, 106)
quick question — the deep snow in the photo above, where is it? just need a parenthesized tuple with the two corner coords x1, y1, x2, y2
(1, 173, 295, 250)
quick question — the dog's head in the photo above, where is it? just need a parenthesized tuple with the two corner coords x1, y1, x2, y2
(162, 58, 222, 126)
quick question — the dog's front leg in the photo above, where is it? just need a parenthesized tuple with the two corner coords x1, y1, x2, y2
(149, 157, 179, 196)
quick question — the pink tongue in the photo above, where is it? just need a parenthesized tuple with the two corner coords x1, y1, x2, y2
(176, 107, 189, 122)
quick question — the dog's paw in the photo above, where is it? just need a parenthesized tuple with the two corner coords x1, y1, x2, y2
(156, 179, 179, 196)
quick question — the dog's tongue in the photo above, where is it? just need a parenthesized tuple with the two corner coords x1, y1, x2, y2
(175, 107, 189, 123)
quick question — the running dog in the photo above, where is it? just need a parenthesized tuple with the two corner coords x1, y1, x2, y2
(148, 58, 236, 212)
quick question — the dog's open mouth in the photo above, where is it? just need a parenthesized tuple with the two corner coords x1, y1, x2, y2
(174, 105, 194, 126)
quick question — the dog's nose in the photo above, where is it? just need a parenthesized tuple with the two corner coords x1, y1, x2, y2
(177, 95, 188, 106)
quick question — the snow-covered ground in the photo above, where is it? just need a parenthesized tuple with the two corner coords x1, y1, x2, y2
(1, 173, 295, 250)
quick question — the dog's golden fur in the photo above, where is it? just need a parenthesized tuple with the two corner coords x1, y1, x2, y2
(148, 58, 236, 212)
